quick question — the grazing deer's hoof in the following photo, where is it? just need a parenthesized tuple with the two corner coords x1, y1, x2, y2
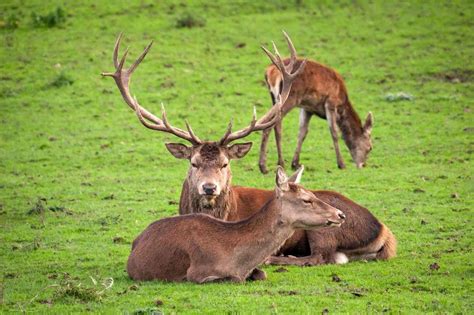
(338, 162, 346, 169)
(259, 164, 269, 174)
(248, 268, 267, 281)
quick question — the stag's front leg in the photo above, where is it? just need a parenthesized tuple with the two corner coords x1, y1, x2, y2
(265, 254, 326, 266)
(259, 127, 272, 174)
(291, 109, 312, 170)
(325, 103, 345, 169)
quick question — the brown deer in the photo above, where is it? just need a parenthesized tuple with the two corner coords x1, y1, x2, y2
(259, 59, 374, 173)
(127, 167, 346, 282)
(103, 32, 396, 268)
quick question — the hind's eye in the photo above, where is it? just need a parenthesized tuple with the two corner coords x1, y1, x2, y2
(221, 163, 228, 169)
(191, 163, 198, 168)
(303, 199, 312, 204)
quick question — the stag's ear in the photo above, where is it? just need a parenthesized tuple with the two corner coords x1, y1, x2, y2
(275, 166, 289, 192)
(364, 112, 373, 135)
(227, 142, 253, 159)
(288, 165, 304, 184)
(165, 143, 192, 160)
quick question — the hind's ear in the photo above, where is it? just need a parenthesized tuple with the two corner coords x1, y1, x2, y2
(364, 112, 373, 135)
(288, 165, 304, 183)
(275, 166, 289, 192)
(165, 143, 192, 159)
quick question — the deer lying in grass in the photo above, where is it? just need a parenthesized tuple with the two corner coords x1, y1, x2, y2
(103, 32, 396, 269)
(127, 167, 346, 282)
(259, 58, 374, 173)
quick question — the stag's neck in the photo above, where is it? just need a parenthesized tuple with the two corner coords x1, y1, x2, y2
(337, 100, 364, 150)
(231, 197, 294, 273)
(179, 179, 235, 221)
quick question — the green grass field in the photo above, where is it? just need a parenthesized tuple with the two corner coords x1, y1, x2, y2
(1, 0, 473, 313)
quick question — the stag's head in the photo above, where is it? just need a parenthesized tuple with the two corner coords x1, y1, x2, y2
(165, 141, 252, 201)
(102, 32, 306, 205)
(350, 113, 373, 168)
(275, 166, 345, 229)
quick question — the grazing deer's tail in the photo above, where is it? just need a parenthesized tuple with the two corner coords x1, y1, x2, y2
(376, 224, 397, 260)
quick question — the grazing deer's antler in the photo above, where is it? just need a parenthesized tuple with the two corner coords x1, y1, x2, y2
(102, 33, 202, 145)
(219, 31, 306, 145)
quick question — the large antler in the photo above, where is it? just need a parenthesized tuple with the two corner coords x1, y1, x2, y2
(219, 31, 306, 145)
(102, 33, 202, 145)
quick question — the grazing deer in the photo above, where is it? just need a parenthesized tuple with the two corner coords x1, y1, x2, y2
(127, 167, 346, 282)
(103, 32, 395, 268)
(259, 59, 374, 173)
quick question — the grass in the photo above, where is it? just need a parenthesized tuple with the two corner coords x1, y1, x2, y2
(0, 0, 473, 313)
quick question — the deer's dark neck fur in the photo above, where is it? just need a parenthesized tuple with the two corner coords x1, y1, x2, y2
(180, 176, 235, 221)
(337, 100, 364, 150)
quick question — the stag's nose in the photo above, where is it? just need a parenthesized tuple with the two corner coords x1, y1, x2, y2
(202, 183, 217, 195)
(337, 210, 346, 220)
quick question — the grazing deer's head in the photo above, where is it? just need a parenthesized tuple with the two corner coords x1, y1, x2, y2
(351, 112, 373, 168)
(102, 32, 306, 209)
(275, 166, 345, 228)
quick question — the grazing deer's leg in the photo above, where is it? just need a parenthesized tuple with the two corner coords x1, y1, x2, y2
(325, 102, 346, 169)
(274, 118, 285, 168)
(259, 127, 272, 174)
(274, 100, 296, 169)
(291, 109, 312, 170)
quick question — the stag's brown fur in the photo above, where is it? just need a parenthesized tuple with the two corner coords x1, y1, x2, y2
(128, 172, 345, 283)
(260, 58, 373, 172)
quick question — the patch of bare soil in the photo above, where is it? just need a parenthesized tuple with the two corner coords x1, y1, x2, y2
(431, 69, 474, 83)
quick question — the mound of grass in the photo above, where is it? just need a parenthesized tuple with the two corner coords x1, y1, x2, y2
(31, 7, 66, 28)
(176, 13, 206, 28)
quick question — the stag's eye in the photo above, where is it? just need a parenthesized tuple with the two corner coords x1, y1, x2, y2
(303, 199, 312, 204)
(191, 163, 198, 168)
(221, 163, 228, 169)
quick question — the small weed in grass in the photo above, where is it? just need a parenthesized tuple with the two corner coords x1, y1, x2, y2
(1, 14, 20, 30)
(27, 198, 47, 215)
(50, 72, 74, 88)
(384, 92, 413, 102)
(176, 13, 206, 28)
(52, 274, 113, 303)
(132, 307, 163, 315)
(31, 7, 66, 28)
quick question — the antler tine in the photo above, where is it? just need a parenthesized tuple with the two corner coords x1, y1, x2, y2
(218, 121, 234, 145)
(261, 46, 279, 69)
(282, 30, 296, 69)
(113, 32, 123, 68)
(102, 34, 202, 145)
(129, 41, 153, 74)
(185, 120, 202, 144)
(160, 104, 201, 145)
(219, 106, 259, 145)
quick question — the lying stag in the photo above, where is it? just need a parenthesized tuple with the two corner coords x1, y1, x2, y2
(127, 167, 345, 282)
(103, 32, 395, 267)
(259, 58, 374, 172)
